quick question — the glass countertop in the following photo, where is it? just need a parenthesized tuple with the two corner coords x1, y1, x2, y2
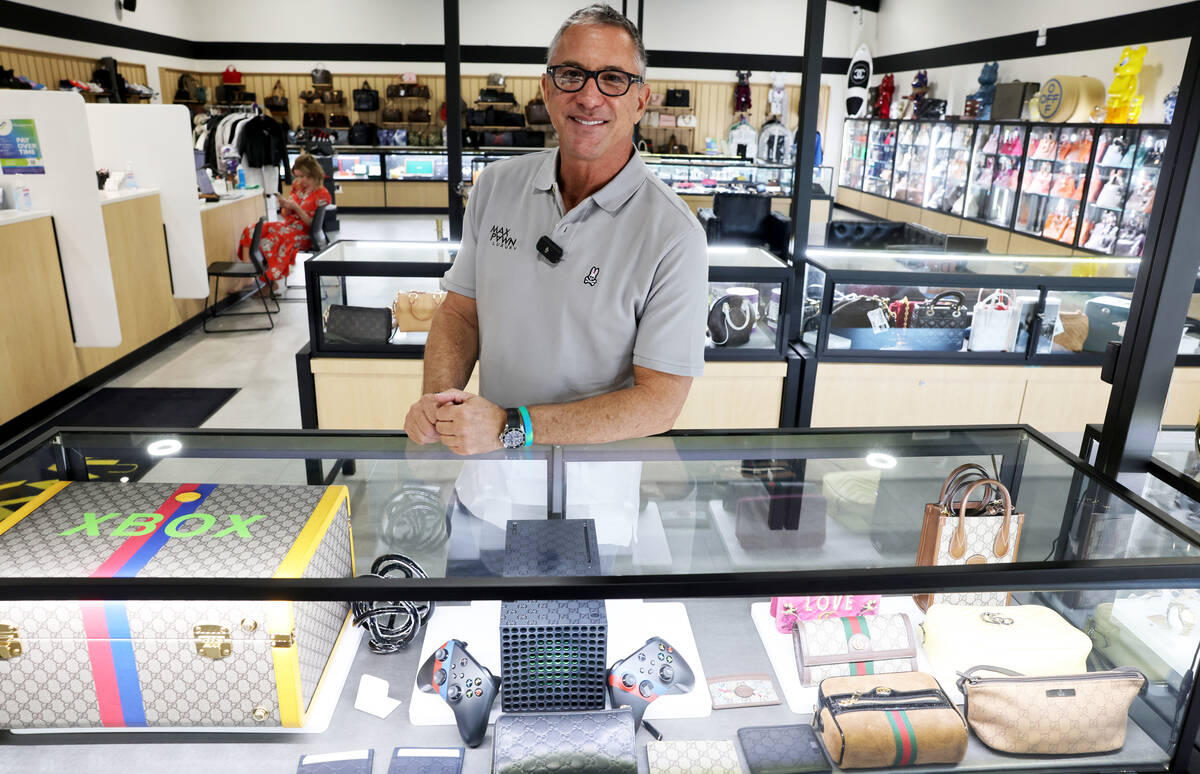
(311, 240, 460, 264)
(312, 241, 785, 270)
(805, 247, 1141, 278)
(4, 426, 1197, 589)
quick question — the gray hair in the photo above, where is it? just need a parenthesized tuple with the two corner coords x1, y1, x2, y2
(547, 4, 646, 78)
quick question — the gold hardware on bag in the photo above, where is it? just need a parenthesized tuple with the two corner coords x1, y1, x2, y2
(875, 686, 892, 695)
(840, 690, 864, 707)
(849, 633, 870, 651)
(193, 625, 233, 659)
(240, 619, 258, 633)
(0, 624, 23, 659)
(252, 706, 271, 722)
(980, 611, 1014, 626)
(272, 632, 295, 648)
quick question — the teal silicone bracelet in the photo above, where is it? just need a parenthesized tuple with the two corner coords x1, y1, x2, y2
(517, 406, 532, 447)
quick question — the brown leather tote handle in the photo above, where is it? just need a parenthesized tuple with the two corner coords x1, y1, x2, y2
(938, 463, 990, 503)
(951, 478, 1013, 560)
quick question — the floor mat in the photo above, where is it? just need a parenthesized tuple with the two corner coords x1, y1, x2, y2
(51, 387, 239, 428)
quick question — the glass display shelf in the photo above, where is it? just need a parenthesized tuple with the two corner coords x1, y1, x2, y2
(329, 153, 383, 181)
(2, 425, 1200, 774)
(963, 123, 1027, 226)
(800, 247, 1200, 363)
(304, 241, 792, 360)
(839, 118, 868, 189)
(863, 119, 897, 197)
(921, 122, 975, 216)
(1014, 126, 1097, 244)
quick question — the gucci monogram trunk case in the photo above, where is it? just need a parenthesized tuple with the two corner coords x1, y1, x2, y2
(0, 481, 354, 730)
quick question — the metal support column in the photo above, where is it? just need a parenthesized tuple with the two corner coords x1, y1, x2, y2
(444, 0, 464, 241)
(785, 0, 827, 343)
(1096, 14, 1200, 477)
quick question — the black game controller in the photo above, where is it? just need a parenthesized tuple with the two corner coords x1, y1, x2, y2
(606, 636, 695, 729)
(417, 638, 500, 748)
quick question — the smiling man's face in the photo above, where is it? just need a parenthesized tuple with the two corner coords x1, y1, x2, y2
(542, 23, 650, 166)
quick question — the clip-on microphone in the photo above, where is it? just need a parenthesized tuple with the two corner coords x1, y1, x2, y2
(536, 235, 564, 264)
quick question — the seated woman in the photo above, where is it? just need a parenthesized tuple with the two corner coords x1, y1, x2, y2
(239, 152, 331, 291)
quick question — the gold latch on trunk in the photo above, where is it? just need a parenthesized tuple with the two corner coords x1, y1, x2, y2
(193, 625, 232, 660)
(272, 632, 295, 648)
(0, 625, 22, 659)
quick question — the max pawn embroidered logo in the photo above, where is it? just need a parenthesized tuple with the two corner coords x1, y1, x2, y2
(583, 266, 599, 286)
(489, 224, 517, 250)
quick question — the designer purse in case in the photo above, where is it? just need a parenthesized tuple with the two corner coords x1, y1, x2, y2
(921, 603, 1093, 677)
(907, 290, 970, 351)
(323, 304, 395, 344)
(392, 291, 446, 332)
(793, 614, 916, 686)
(491, 709, 636, 774)
(957, 665, 1146, 755)
(0, 481, 354, 729)
(813, 672, 967, 768)
(915, 477, 1023, 610)
(914, 464, 1004, 610)
(771, 595, 881, 633)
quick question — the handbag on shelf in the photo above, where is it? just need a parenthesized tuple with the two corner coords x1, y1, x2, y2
(300, 89, 317, 104)
(889, 299, 919, 328)
(328, 113, 350, 129)
(353, 80, 380, 112)
(909, 290, 970, 351)
(707, 293, 755, 347)
(412, 83, 431, 99)
(221, 65, 242, 85)
(381, 107, 403, 123)
(302, 111, 326, 128)
(392, 290, 446, 332)
(386, 80, 407, 99)
(793, 613, 916, 686)
(812, 672, 967, 768)
(264, 80, 288, 112)
(829, 295, 892, 348)
(408, 107, 432, 123)
(323, 304, 395, 345)
(665, 88, 690, 107)
(492, 709, 636, 774)
(770, 595, 881, 634)
(525, 97, 550, 124)
(968, 290, 1018, 351)
(311, 63, 332, 86)
(921, 603, 1093, 676)
(915, 475, 1023, 610)
(957, 665, 1146, 755)
(320, 89, 344, 106)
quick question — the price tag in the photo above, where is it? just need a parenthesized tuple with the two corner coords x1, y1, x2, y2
(867, 307, 890, 334)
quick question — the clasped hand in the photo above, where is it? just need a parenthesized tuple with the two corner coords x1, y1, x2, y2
(404, 390, 506, 455)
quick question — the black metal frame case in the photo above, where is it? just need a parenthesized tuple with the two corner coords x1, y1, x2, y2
(3, 424, 1200, 772)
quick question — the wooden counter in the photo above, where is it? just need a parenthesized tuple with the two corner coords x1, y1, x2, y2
(309, 357, 788, 430)
(809, 362, 1200, 432)
(384, 180, 449, 208)
(197, 191, 266, 310)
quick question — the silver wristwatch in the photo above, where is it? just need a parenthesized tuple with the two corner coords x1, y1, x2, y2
(499, 407, 526, 449)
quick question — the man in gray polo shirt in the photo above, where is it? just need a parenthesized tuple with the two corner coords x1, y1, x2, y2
(405, 3, 707, 455)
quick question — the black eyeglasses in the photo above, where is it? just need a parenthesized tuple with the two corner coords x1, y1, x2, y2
(546, 65, 644, 97)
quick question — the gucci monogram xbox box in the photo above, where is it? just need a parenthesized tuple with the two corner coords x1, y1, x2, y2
(0, 481, 354, 730)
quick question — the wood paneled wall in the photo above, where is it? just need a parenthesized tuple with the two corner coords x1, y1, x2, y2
(160, 67, 829, 151)
(1, 45, 147, 93)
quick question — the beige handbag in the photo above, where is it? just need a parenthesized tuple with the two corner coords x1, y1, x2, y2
(1054, 310, 1089, 352)
(793, 614, 917, 687)
(813, 672, 967, 768)
(392, 290, 445, 331)
(957, 665, 1145, 755)
(915, 476, 1023, 610)
(920, 603, 1093, 677)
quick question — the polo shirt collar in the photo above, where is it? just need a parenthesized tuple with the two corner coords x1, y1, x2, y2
(531, 146, 649, 213)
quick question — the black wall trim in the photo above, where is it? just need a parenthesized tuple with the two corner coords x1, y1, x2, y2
(875, 1, 1200, 73)
(193, 41, 446, 62)
(0, 0, 193, 58)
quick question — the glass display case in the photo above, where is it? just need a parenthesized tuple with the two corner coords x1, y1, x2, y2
(304, 241, 794, 361)
(840, 118, 868, 189)
(4, 424, 1200, 774)
(964, 122, 1026, 227)
(838, 119, 1169, 256)
(1014, 125, 1097, 244)
(330, 153, 383, 181)
(799, 247, 1200, 363)
(863, 118, 897, 197)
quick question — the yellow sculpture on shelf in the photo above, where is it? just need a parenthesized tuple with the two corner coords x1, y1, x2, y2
(1104, 45, 1148, 124)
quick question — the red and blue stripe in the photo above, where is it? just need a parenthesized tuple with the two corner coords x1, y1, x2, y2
(81, 483, 217, 727)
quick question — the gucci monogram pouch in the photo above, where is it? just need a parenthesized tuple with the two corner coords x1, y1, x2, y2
(793, 613, 917, 687)
(491, 709, 635, 774)
(957, 665, 1146, 755)
(737, 724, 831, 774)
(647, 740, 740, 774)
(707, 674, 780, 709)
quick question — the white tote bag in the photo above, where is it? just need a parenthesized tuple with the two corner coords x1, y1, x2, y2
(968, 290, 1019, 351)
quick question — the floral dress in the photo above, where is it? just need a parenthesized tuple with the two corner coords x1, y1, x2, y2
(239, 184, 331, 281)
